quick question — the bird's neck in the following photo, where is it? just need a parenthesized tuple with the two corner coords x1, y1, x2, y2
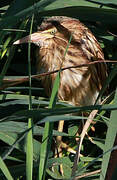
(37, 46, 65, 73)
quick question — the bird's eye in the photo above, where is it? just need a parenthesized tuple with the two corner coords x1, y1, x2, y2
(50, 29, 56, 35)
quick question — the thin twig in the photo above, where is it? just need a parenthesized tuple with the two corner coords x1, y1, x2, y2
(71, 97, 106, 178)
(74, 169, 101, 180)
(2, 60, 117, 90)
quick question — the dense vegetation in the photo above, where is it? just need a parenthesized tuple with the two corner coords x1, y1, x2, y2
(0, 0, 117, 179)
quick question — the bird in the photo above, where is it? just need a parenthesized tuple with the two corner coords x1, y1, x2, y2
(14, 16, 107, 107)
(14, 16, 107, 171)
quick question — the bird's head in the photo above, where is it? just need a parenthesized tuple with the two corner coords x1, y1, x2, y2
(13, 26, 58, 48)
(13, 16, 82, 48)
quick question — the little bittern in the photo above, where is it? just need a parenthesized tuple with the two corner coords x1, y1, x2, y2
(14, 16, 107, 106)
(14, 16, 107, 173)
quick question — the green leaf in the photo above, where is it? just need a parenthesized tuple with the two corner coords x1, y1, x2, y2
(26, 118, 33, 180)
(38, 72, 60, 180)
(44, 0, 115, 10)
(92, 139, 105, 150)
(37, 115, 87, 124)
(14, 104, 117, 120)
(100, 88, 117, 180)
(0, 130, 40, 161)
(0, 121, 68, 137)
(86, 0, 117, 9)
(0, 156, 13, 180)
(26, 14, 34, 180)
(41, 6, 117, 26)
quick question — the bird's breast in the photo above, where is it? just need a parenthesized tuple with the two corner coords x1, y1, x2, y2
(58, 68, 99, 106)
(36, 44, 102, 106)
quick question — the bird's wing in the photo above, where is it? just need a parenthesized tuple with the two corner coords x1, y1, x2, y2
(80, 29, 107, 88)
(81, 29, 104, 60)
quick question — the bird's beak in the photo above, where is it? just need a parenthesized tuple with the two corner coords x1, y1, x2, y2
(13, 31, 51, 46)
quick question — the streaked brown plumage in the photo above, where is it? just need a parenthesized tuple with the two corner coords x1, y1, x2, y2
(14, 16, 107, 106)
(14, 17, 107, 173)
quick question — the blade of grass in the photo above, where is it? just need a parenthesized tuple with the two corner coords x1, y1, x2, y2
(26, 117, 33, 180)
(0, 156, 13, 180)
(100, 88, 117, 180)
(14, 103, 117, 120)
(38, 72, 60, 180)
(26, 14, 34, 180)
